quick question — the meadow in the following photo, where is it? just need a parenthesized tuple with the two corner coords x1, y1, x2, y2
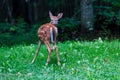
(0, 38, 120, 80)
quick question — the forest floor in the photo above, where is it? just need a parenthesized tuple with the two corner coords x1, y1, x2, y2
(0, 39, 120, 80)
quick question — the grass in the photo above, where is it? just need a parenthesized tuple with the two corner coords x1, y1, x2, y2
(0, 38, 120, 80)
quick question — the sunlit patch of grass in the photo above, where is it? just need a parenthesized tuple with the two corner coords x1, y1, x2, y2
(0, 39, 120, 79)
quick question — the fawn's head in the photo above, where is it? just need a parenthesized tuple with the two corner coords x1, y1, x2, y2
(49, 11, 63, 25)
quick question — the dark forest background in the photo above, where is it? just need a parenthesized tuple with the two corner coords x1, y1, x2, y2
(0, 0, 120, 46)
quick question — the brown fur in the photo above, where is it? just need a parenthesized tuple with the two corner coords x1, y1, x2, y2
(38, 22, 57, 42)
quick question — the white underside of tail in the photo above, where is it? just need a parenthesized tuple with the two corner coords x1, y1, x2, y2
(55, 27, 58, 34)
(50, 28, 54, 43)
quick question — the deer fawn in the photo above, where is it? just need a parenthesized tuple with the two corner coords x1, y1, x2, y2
(31, 11, 63, 66)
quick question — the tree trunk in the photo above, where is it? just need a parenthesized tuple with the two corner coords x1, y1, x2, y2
(33, 1, 38, 23)
(81, 0, 94, 33)
(25, 0, 33, 24)
(6, 0, 15, 24)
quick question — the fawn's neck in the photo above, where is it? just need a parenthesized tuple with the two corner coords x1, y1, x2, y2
(49, 21, 57, 26)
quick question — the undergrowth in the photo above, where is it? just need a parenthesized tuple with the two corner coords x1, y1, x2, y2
(0, 39, 120, 80)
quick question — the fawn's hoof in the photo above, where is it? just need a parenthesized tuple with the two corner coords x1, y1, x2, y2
(58, 62, 61, 66)
(31, 60, 34, 64)
(45, 63, 48, 66)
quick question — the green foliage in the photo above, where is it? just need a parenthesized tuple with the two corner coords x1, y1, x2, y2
(0, 39, 120, 79)
(0, 22, 40, 46)
(0, 23, 11, 33)
(93, 0, 120, 35)
(103, 0, 120, 7)
(58, 18, 80, 28)
(58, 18, 81, 41)
(0, 18, 81, 46)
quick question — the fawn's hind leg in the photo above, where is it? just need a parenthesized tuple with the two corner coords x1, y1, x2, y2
(32, 40, 41, 63)
(44, 40, 52, 66)
(53, 42, 61, 66)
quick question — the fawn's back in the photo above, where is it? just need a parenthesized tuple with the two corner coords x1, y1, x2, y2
(38, 22, 57, 42)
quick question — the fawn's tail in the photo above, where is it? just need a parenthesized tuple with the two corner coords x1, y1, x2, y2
(50, 27, 56, 43)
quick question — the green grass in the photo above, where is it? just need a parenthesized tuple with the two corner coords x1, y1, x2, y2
(0, 39, 120, 80)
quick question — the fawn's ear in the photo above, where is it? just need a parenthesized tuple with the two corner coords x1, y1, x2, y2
(57, 13, 63, 19)
(49, 11, 53, 19)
